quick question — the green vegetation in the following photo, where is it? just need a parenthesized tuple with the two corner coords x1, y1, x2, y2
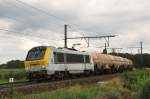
(10, 69, 150, 99)
(0, 69, 149, 99)
(14, 78, 125, 99)
(110, 53, 150, 68)
(0, 69, 27, 83)
(1, 53, 150, 69)
(0, 60, 24, 69)
(122, 69, 150, 99)
(122, 70, 150, 90)
(138, 79, 150, 99)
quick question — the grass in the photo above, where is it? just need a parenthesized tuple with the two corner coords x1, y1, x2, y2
(122, 69, 150, 90)
(1, 69, 150, 99)
(13, 78, 124, 99)
(137, 79, 150, 99)
(13, 69, 150, 99)
(122, 69, 150, 99)
(0, 69, 27, 84)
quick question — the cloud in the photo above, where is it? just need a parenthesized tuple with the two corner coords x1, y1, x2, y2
(0, 0, 150, 63)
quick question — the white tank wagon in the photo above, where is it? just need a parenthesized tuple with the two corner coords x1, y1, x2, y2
(90, 52, 133, 73)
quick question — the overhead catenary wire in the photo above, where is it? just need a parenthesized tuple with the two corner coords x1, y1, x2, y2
(14, 0, 84, 29)
(0, 0, 118, 49)
(0, 28, 62, 42)
(0, 0, 85, 38)
(0, 29, 63, 47)
(1, 0, 111, 39)
(14, 0, 67, 24)
(0, 0, 64, 30)
(14, 0, 103, 35)
(0, 1, 65, 40)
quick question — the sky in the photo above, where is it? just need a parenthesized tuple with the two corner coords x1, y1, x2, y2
(0, 0, 150, 64)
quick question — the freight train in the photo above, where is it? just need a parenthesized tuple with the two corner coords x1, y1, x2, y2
(24, 46, 133, 80)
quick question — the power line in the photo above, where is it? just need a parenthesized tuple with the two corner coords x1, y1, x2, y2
(0, 28, 62, 41)
(67, 35, 117, 39)
(1, 0, 120, 38)
(13, 0, 103, 36)
(14, 0, 88, 34)
(0, 1, 65, 44)
(0, 14, 30, 26)
(0, 1, 65, 40)
(1, 0, 118, 48)
(1, 0, 80, 31)
(67, 35, 117, 47)
(0, 28, 23, 34)
(0, 0, 64, 29)
(14, 0, 67, 24)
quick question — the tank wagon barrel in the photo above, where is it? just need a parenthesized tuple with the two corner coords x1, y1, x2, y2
(90, 52, 133, 73)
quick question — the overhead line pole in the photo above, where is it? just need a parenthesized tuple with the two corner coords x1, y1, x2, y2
(64, 24, 67, 48)
(63, 24, 116, 48)
(140, 41, 143, 56)
(140, 41, 143, 67)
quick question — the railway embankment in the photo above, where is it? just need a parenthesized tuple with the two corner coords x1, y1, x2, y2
(0, 69, 150, 99)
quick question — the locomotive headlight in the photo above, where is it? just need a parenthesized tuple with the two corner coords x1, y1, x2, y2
(42, 65, 45, 69)
(26, 67, 29, 70)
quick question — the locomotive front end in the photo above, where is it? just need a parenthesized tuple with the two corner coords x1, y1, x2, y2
(24, 46, 51, 80)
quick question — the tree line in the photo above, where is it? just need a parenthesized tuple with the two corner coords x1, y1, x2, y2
(0, 53, 150, 69)
(110, 53, 150, 68)
(0, 60, 24, 69)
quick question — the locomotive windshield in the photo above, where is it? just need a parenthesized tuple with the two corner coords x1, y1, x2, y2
(26, 47, 46, 61)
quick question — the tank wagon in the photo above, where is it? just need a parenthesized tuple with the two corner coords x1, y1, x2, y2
(24, 46, 133, 80)
(91, 53, 133, 74)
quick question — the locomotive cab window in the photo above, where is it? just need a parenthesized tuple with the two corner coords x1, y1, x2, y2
(26, 47, 46, 61)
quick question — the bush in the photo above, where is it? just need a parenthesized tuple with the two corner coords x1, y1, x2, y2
(3, 71, 14, 80)
(0, 73, 2, 79)
(138, 80, 150, 99)
(3, 71, 27, 80)
(15, 72, 27, 80)
(122, 70, 150, 90)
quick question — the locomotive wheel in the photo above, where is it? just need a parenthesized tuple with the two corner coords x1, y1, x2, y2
(64, 71, 70, 80)
(27, 73, 39, 81)
(27, 73, 33, 81)
(84, 70, 91, 77)
(54, 71, 65, 80)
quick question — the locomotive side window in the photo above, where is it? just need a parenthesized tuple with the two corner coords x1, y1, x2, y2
(66, 54, 84, 63)
(85, 55, 90, 63)
(53, 52, 57, 63)
(57, 53, 64, 63)
(54, 52, 64, 64)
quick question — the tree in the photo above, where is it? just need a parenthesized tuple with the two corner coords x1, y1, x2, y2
(0, 60, 24, 69)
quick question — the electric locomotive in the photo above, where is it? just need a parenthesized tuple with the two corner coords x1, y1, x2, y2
(25, 46, 94, 80)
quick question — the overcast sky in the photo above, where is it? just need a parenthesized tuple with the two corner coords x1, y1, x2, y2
(0, 0, 150, 64)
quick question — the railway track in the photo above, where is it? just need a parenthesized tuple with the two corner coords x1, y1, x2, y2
(0, 80, 32, 89)
(0, 74, 120, 97)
